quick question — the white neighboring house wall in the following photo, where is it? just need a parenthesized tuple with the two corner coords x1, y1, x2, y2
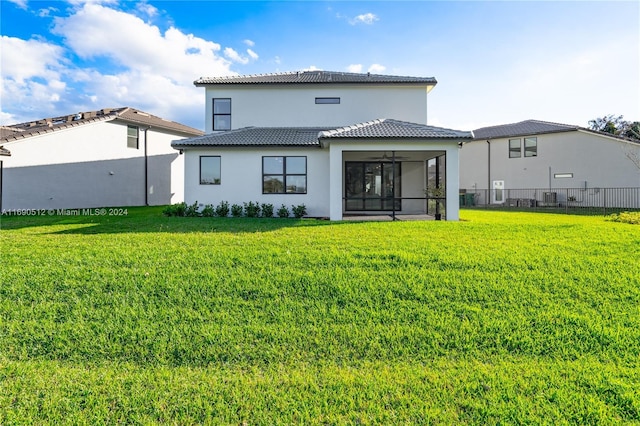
(3, 120, 188, 210)
(460, 130, 640, 191)
(203, 85, 429, 131)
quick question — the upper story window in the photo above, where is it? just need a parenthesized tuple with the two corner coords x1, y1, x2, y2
(263, 156, 307, 194)
(524, 137, 537, 157)
(200, 156, 221, 184)
(213, 98, 231, 131)
(509, 138, 521, 158)
(315, 97, 340, 104)
(127, 125, 139, 149)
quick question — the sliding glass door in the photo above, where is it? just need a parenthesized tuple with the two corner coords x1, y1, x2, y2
(345, 162, 401, 211)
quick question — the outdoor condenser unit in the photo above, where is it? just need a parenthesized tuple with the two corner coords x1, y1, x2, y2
(543, 192, 557, 204)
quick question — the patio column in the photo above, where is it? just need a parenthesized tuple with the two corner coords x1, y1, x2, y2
(445, 144, 460, 220)
(329, 144, 343, 220)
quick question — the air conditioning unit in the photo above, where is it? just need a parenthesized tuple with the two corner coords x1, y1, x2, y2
(543, 192, 557, 204)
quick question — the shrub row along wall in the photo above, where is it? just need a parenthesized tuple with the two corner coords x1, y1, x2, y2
(163, 201, 307, 218)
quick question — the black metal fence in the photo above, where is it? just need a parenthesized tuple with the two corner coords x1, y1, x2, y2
(460, 187, 640, 215)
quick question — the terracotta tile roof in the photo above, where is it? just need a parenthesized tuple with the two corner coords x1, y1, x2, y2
(195, 70, 437, 86)
(319, 119, 473, 139)
(172, 120, 472, 149)
(1, 107, 203, 144)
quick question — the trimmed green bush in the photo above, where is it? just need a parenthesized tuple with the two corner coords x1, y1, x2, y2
(292, 204, 307, 218)
(277, 204, 290, 218)
(231, 204, 243, 217)
(244, 201, 261, 218)
(215, 200, 230, 217)
(261, 203, 274, 218)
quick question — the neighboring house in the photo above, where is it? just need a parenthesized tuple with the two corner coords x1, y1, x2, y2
(459, 120, 640, 206)
(0, 145, 10, 211)
(173, 71, 473, 220)
(1, 107, 203, 210)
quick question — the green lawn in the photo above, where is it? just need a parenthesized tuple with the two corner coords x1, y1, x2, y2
(1, 208, 639, 424)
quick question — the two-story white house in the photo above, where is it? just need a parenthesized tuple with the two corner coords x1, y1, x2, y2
(1, 107, 203, 210)
(173, 71, 473, 220)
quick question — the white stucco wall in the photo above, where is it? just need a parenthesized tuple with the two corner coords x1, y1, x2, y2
(183, 147, 330, 217)
(203, 84, 429, 131)
(2, 120, 188, 210)
(460, 131, 640, 191)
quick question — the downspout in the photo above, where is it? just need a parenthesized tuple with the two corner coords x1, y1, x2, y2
(486, 140, 491, 204)
(143, 127, 151, 206)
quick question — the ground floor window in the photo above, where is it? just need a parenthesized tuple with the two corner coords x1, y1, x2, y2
(263, 156, 307, 193)
(200, 156, 221, 184)
(345, 162, 401, 211)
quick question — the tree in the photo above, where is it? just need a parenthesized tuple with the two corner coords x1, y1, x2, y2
(623, 121, 640, 140)
(588, 114, 626, 135)
(588, 115, 640, 140)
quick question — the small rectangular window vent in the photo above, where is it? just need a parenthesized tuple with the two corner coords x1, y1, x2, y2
(315, 97, 340, 104)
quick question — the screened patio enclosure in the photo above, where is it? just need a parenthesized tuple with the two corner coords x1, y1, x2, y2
(341, 150, 447, 218)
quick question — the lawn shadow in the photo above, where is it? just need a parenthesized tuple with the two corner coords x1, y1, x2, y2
(0, 206, 348, 235)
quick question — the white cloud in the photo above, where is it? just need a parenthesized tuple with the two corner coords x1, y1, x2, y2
(303, 65, 322, 71)
(224, 47, 249, 64)
(38, 7, 58, 17)
(36, 2, 238, 128)
(7, 0, 27, 9)
(0, 36, 64, 83)
(368, 64, 386, 73)
(136, 1, 158, 19)
(247, 49, 259, 60)
(244, 39, 255, 47)
(350, 13, 378, 25)
(1, 3, 238, 128)
(347, 64, 362, 73)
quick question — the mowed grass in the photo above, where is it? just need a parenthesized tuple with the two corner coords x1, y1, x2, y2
(1, 208, 639, 424)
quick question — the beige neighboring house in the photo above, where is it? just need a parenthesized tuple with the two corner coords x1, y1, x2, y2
(1, 107, 203, 210)
(460, 120, 640, 206)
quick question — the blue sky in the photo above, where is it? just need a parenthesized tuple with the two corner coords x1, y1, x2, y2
(1, 0, 638, 131)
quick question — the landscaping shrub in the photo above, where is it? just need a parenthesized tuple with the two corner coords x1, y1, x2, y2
(184, 201, 200, 217)
(607, 211, 640, 225)
(261, 203, 274, 218)
(162, 202, 186, 217)
(201, 204, 215, 217)
(292, 204, 307, 218)
(215, 200, 230, 217)
(231, 204, 243, 217)
(244, 201, 261, 218)
(277, 204, 290, 218)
